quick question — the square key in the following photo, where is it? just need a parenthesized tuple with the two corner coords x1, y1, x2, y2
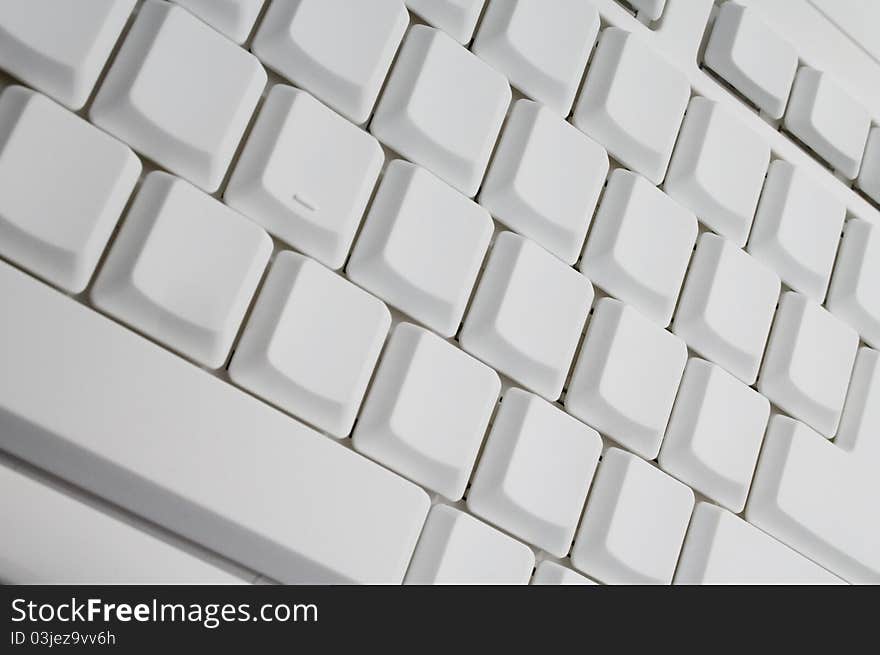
(566, 298, 688, 460)
(673, 233, 780, 385)
(347, 160, 493, 337)
(826, 219, 880, 349)
(353, 323, 500, 500)
(371, 25, 511, 196)
(225, 85, 383, 269)
(229, 252, 391, 438)
(92, 172, 272, 369)
(0, 86, 140, 293)
(459, 232, 594, 401)
(479, 100, 609, 264)
(467, 388, 602, 557)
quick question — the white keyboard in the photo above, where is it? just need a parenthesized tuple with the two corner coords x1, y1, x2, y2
(0, 0, 878, 585)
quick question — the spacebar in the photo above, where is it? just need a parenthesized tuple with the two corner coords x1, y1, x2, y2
(0, 262, 429, 584)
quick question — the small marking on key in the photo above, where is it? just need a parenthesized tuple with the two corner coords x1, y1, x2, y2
(292, 193, 317, 212)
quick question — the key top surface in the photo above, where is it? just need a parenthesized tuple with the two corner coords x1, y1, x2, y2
(404, 0, 484, 44)
(175, 0, 264, 43)
(826, 219, 880, 349)
(858, 127, 880, 203)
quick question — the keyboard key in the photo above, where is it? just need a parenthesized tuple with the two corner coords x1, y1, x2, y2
(347, 160, 493, 337)
(659, 359, 770, 512)
(758, 292, 858, 437)
(404, 0, 484, 44)
(175, 0, 264, 43)
(747, 161, 845, 302)
(673, 233, 780, 385)
(580, 169, 697, 326)
(0, 0, 135, 109)
(571, 448, 694, 585)
(566, 298, 687, 460)
(404, 505, 534, 584)
(460, 232, 593, 400)
(665, 97, 770, 246)
(858, 127, 880, 203)
(531, 561, 596, 585)
(90, 0, 266, 192)
(703, 1, 798, 118)
(674, 503, 842, 585)
(252, 0, 407, 123)
(827, 219, 880, 349)
(472, 0, 599, 115)
(0, 260, 430, 584)
(837, 347, 880, 457)
(783, 67, 871, 179)
(225, 85, 383, 269)
(229, 252, 390, 438)
(353, 323, 500, 500)
(572, 27, 689, 184)
(479, 100, 608, 264)
(625, 0, 665, 21)
(467, 389, 602, 556)
(92, 172, 272, 369)
(371, 25, 511, 196)
(0, 86, 139, 293)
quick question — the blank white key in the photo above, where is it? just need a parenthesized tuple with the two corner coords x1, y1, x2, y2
(759, 292, 858, 437)
(673, 233, 780, 385)
(783, 67, 871, 179)
(175, 0, 264, 43)
(531, 561, 596, 585)
(90, 0, 266, 192)
(858, 127, 880, 204)
(665, 97, 770, 246)
(572, 27, 689, 184)
(0, 462, 248, 584)
(353, 323, 500, 500)
(566, 298, 688, 460)
(404, 0, 484, 44)
(0, 0, 135, 109)
(479, 100, 608, 264)
(405, 505, 534, 584)
(659, 359, 770, 512)
(460, 232, 593, 401)
(625, 0, 665, 21)
(747, 161, 845, 302)
(225, 85, 383, 269)
(252, 0, 407, 123)
(837, 347, 880, 457)
(467, 388, 602, 557)
(674, 503, 842, 585)
(827, 219, 880, 349)
(472, 0, 599, 115)
(571, 448, 694, 585)
(347, 160, 493, 337)
(0, 86, 140, 293)
(92, 172, 272, 369)
(703, 1, 798, 118)
(0, 260, 430, 584)
(371, 25, 511, 196)
(581, 169, 697, 326)
(229, 252, 390, 438)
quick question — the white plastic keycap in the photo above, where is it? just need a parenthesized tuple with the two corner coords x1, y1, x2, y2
(783, 67, 871, 179)
(405, 0, 484, 44)
(467, 389, 603, 557)
(225, 85, 383, 269)
(92, 172, 272, 369)
(581, 169, 697, 326)
(0, 86, 140, 293)
(460, 232, 593, 401)
(571, 448, 694, 585)
(827, 219, 880, 349)
(659, 359, 770, 512)
(0, 0, 135, 109)
(566, 298, 688, 460)
(665, 97, 770, 246)
(371, 25, 511, 196)
(175, 0, 264, 43)
(572, 27, 689, 184)
(479, 100, 608, 264)
(759, 292, 859, 437)
(347, 160, 493, 337)
(858, 127, 880, 203)
(90, 0, 266, 192)
(229, 252, 390, 438)
(673, 233, 780, 385)
(353, 323, 500, 500)
(252, 0, 407, 123)
(531, 561, 596, 585)
(405, 505, 534, 585)
(472, 0, 600, 115)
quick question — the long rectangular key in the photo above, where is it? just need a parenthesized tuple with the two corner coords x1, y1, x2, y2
(0, 261, 429, 584)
